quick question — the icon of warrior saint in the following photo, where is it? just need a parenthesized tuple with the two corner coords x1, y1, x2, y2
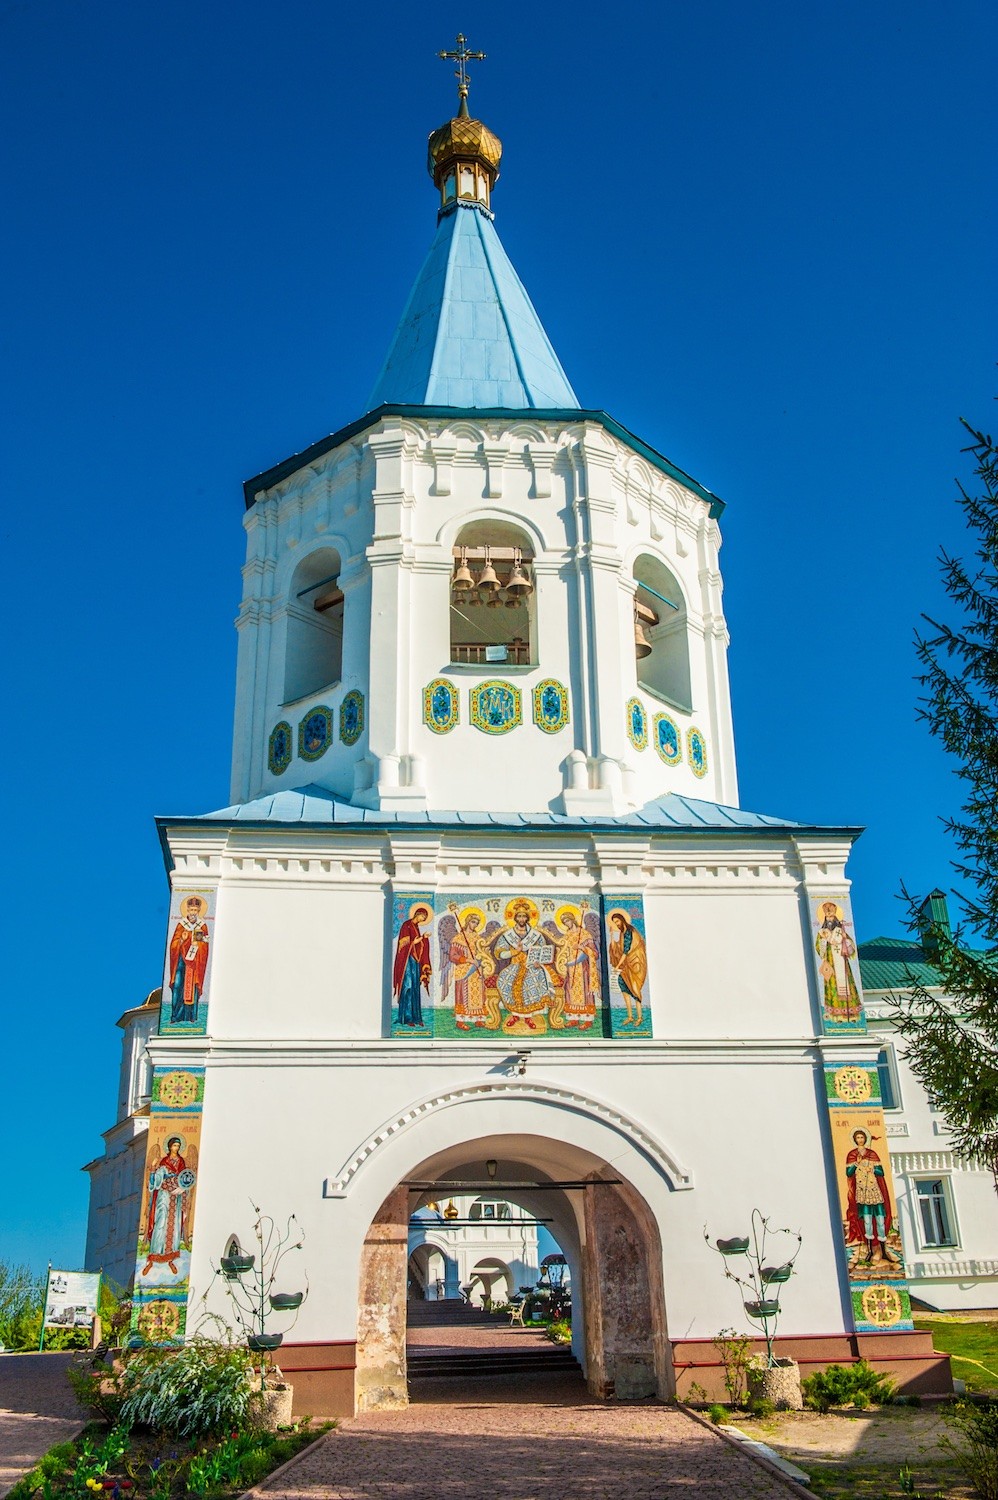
(845, 1129, 900, 1271)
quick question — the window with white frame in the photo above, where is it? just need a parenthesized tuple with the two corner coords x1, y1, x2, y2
(914, 1177, 957, 1248)
(876, 1045, 901, 1111)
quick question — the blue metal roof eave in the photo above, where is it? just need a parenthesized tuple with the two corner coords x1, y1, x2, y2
(242, 404, 726, 518)
(156, 812, 861, 840)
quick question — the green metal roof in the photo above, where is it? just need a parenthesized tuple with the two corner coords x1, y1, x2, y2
(858, 935, 945, 993)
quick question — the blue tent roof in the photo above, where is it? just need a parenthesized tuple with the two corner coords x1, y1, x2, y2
(367, 204, 579, 410)
(161, 786, 820, 833)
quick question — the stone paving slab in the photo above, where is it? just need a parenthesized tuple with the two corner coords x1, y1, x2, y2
(255, 1377, 793, 1498)
(0, 1353, 85, 1497)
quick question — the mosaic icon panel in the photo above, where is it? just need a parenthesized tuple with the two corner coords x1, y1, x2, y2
(687, 726, 707, 778)
(339, 689, 365, 745)
(653, 713, 681, 765)
(129, 1065, 206, 1346)
(298, 705, 333, 761)
(390, 890, 652, 1039)
(470, 680, 522, 734)
(532, 679, 569, 733)
(824, 1059, 913, 1333)
(811, 896, 867, 1033)
(159, 887, 216, 1037)
(626, 697, 648, 751)
(268, 721, 292, 775)
(423, 678, 459, 733)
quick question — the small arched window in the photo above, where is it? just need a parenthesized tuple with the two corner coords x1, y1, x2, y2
(449, 521, 535, 667)
(285, 548, 343, 702)
(633, 554, 692, 712)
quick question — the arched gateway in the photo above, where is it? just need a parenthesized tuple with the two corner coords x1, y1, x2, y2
(94, 51, 951, 1420)
(349, 1092, 677, 1408)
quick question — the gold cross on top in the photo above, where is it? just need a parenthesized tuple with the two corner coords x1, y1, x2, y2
(438, 33, 486, 109)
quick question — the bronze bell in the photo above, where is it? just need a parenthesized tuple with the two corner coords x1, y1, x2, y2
(634, 598, 656, 659)
(477, 549, 501, 594)
(452, 549, 474, 592)
(506, 552, 532, 596)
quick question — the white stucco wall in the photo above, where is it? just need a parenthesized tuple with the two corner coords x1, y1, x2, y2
(231, 416, 737, 816)
(144, 822, 866, 1348)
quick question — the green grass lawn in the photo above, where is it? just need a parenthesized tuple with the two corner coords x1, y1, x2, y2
(915, 1313, 998, 1392)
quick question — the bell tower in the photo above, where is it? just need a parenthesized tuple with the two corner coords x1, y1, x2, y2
(229, 51, 737, 816)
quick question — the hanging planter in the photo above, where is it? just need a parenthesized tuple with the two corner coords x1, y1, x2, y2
(270, 1292, 304, 1311)
(715, 1237, 750, 1255)
(761, 1263, 794, 1284)
(744, 1299, 781, 1320)
(248, 1332, 284, 1352)
(221, 1254, 255, 1276)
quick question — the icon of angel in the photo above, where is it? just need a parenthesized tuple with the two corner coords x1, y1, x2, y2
(542, 904, 603, 1029)
(141, 1133, 199, 1277)
(438, 904, 503, 1029)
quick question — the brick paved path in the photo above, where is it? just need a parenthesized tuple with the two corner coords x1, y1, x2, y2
(0, 1353, 85, 1497)
(257, 1376, 792, 1498)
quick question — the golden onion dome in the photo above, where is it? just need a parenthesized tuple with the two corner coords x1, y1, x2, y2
(428, 110, 502, 178)
(427, 102, 503, 212)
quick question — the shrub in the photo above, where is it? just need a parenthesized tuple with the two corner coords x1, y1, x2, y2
(546, 1319, 571, 1345)
(802, 1360, 895, 1413)
(707, 1403, 729, 1424)
(746, 1396, 775, 1418)
(712, 1329, 753, 1408)
(67, 1354, 126, 1425)
(118, 1339, 259, 1437)
(942, 1398, 998, 1500)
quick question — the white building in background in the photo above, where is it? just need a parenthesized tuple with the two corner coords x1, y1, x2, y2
(408, 1195, 540, 1305)
(860, 891, 998, 1312)
(82, 992, 158, 1291)
(82, 56, 957, 1413)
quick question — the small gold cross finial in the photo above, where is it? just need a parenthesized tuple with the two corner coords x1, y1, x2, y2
(437, 32, 486, 115)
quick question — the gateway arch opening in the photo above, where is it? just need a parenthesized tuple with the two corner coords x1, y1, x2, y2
(356, 1134, 670, 1409)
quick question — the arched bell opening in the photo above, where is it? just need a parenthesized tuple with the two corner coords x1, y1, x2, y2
(355, 1131, 671, 1411)
(284, 547, 344, 703)
(449, 519, 536, 667)
(632, 553, 691, 713)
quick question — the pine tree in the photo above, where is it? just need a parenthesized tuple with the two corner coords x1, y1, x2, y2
(890, 415, 998, 1191)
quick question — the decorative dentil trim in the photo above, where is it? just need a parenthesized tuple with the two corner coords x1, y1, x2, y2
(323, 1078, 693, 1197)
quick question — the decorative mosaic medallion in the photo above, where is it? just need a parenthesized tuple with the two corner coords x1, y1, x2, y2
(687, 726, 708, 778)
(532, 679, 569, 734)
(470, 680, 522, 735)
(268, 721, 292, 776)
(860, 1285, 904, 1327)
(136, 1300, 183, 1343)
(626, 697, 647, 752)
(156, 1070, 200, 1111)
(653, 713, 682, 766)
(423, 678, 459, 734)
(833, 1065, 873, 1104)
(339, 689, 365, 746)
(298, 705, 333, 761)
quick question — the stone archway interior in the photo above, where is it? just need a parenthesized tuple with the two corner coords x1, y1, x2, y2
(354, 1133, 671, 1410)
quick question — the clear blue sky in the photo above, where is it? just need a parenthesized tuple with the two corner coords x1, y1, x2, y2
(2, 1, 994, 1272)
